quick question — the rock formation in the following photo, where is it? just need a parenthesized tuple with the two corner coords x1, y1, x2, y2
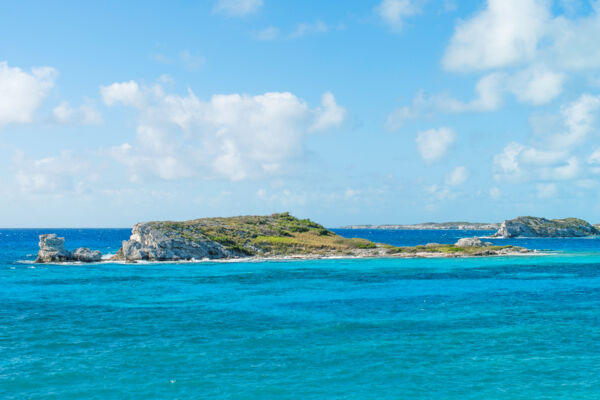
(110, 213, 532, 262)
(35, 234, 103, 263)
(33, 214, 533, 263)
(72, 247, 102, 262)
(493, 217, 600, 238)
(455, 237, 486, 247)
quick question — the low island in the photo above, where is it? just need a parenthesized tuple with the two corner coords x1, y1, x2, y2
(493, 216, 600, 238)
(34, 213, 530, 263)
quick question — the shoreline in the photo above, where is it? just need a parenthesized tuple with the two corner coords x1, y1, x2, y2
(18, 249, 546, 265)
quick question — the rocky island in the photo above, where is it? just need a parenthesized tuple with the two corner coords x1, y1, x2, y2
(493, 216, 600, 238)
(33, 213, 530, 263)
(33, 214, 533, 263)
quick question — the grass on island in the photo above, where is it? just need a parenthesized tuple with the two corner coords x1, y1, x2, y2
(148, 212, 379, 256)
(381, 243, 516, 255)
(146, 212, 520, 257)
(514, 216, 597, 230)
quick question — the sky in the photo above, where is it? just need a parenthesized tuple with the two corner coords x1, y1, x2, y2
(2, 0, 600, 227)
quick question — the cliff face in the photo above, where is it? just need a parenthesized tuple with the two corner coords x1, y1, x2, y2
(493, 217, 600, 238)
(112, 222, 243, 261)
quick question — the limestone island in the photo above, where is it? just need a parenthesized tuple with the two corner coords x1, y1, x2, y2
(493, 216, 600, 238)
(34, 213, 531, 263)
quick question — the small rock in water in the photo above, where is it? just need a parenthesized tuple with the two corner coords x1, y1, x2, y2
(455, 237, 484, 247)
(72, 247, 102, 262)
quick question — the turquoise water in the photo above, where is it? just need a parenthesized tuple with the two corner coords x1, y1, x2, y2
(2, 229, 600, 399)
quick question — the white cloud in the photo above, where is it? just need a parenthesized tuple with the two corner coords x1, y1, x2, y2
(0, 61, 57, 127)
(387, 67, 565, 126)
(13, 150, 94, 194)
(551, 93, 600, 148)
(100, 80, 145, 107)
(52, 101, 102, 125)
(494, 94, 600, 184)
(442, 0, 550, 71)
(494, 142, 526, 180)
(446, 166, 468, 186)
(255, 26, 280, 41)
(434, 72, 505, 112)
(213, 0, 263, 17)
(415, 127, 455, 163)
(509, 66, 565, 105)
(375, 0, 424, 30)
(102, 80, 346, 181)
(311, 92, 346, 131)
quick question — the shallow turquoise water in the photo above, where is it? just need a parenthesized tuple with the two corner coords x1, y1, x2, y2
(2, 229, 600, 399)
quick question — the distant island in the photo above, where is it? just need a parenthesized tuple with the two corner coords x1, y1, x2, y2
(493, 216, 600, 238)
(343, 216, 600, 238)
(34, 213, 529, 263)
(340, 222, 499, 230)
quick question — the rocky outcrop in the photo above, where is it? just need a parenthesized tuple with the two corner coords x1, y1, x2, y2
(109, 214, 534, 262)
(35, 234, 103, 263)
(112, 222, 242, 262)
(455, 237, 488, 247)
(493, 216, 600, 238)
(72, 247, 102, 262)
(36, 234, 72, 263)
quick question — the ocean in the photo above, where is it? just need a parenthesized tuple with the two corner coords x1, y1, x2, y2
(2, 228, 600, 399)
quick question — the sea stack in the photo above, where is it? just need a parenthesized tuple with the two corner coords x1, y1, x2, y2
(35, 234, 102, 263)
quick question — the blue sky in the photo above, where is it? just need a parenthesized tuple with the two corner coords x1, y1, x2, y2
(2, 0, 600, 227)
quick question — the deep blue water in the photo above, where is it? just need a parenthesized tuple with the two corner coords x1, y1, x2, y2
(2, 229, 600, 399)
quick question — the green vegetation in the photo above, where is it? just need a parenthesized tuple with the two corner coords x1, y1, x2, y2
(508, 216, 599, 236)
(147, 212, 373, 256)
(145, 212, 527, 258)
(382, 243, 515, 256)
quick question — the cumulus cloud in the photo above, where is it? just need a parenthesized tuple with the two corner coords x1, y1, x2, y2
(375, 0, 424, 30)
(415, 127, 455, 163)
(386, 67, 565, 127)
(433, 72, 505, 112)
(52, 101, 102, 125)
(509, 66, 565, 105)
(494, 94, 600, 185)
(446, 166, 468, 186)
(386, 1, 600, 130)
(311, 92, 347, 131)
(213, 0, 263, 17)
(100, 80, 145, 107)
(101, 80, 346, 181)
(443, 0, 550, 71)
(0, 61, 57, 127)
(444, 0, 600, 73)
